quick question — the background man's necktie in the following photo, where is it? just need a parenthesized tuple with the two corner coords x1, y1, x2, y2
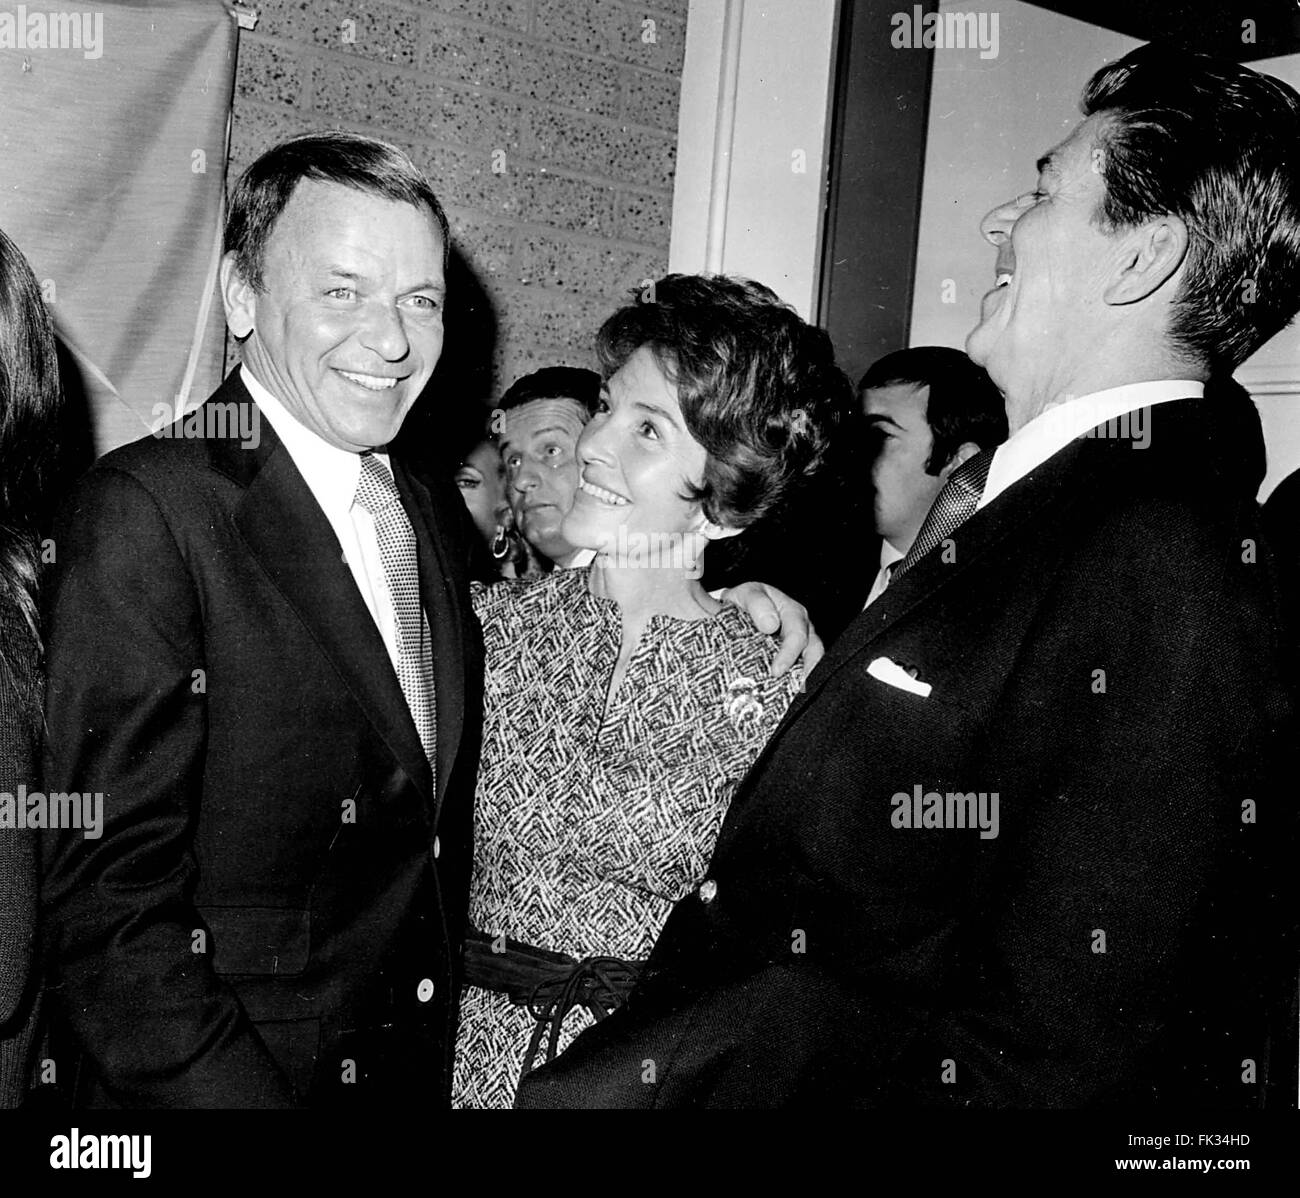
(354, 452, 437, 765)
(893, 447, 996, 580)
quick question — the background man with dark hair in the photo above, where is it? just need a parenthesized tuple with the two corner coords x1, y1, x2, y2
(860, 347, 1007, 606)
(521, 44, 1300, 1108)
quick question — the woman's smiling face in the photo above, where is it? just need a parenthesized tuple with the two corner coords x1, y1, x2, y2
(561, 345, 711, 558)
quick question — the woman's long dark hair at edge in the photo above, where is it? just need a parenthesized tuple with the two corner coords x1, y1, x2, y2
(0, 226, 62, 708)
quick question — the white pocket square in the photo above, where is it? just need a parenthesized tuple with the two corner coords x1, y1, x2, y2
(867, 656, 932, 698)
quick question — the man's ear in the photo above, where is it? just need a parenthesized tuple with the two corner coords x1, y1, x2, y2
(1103, 216, 1188, 306)
(220, 251, 257, 340)
(938, 441, 981, 482)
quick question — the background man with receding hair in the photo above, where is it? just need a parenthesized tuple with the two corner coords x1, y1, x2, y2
(496, 366, 602, 570)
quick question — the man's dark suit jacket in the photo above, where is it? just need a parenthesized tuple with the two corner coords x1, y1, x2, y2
(519, 391, 1295, 1108)
(38, 373, 483, 1108)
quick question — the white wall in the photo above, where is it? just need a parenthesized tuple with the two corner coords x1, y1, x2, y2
(909, 0, 1300, 498)
(670, 0, 839, 319)
(1234, 49, 1300, 499)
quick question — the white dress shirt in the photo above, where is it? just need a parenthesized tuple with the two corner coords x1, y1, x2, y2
(979, 380, 1205, 511)
(241, 366, 404, 675)
(864, 538, 906, 608)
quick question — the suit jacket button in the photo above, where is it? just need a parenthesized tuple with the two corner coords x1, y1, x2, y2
(416, 978, 435, 1003)
(433, 835, 441, 860)
(698, 879, 718, 904)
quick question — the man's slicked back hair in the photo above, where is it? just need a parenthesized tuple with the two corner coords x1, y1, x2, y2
(225, 131, 450, 291)
(1081, 44, 1300, 372)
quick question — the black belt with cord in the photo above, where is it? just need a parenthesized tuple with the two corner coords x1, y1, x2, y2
(462, 927, 643, 1075)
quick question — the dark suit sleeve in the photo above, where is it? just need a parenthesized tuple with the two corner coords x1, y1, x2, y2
(517, 959, 880, 1108)
(39, 467, 296, 1108)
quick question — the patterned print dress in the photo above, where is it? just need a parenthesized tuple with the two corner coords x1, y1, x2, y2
(452, 568, 800, 1108)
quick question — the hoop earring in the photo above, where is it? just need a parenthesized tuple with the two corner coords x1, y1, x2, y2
(491, 526, 511, 560)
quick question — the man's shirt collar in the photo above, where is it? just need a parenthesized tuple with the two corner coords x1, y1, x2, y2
(240, 365, 391, 517)
(980, 379, 1205, 510)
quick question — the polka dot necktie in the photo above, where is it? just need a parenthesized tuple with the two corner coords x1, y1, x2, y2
(893, 448, 995, 580)
(354, 452, 437, 766)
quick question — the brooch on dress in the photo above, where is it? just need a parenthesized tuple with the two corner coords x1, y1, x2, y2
(726, 676, 763, 732)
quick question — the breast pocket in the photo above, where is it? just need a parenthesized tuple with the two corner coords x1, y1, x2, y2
(855, 652, 978, 763)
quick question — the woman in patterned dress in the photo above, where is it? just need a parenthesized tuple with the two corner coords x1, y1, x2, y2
(452, 274, 853, 1108)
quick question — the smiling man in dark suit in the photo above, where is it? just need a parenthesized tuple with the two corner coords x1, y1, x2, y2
(519, 44, 1300, 1108)
(38, 133, 484, 1108)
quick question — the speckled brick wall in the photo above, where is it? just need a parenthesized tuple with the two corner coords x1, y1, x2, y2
(227, 0, 686, 405)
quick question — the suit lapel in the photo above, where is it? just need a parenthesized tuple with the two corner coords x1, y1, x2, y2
(755, 434, 1095, 766)
(711, 440, 1086, 826)
(392, 457, 466, 821)
(211, 377, 435, 807)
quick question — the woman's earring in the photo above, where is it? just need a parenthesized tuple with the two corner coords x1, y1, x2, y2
(491, 525, 511, 560)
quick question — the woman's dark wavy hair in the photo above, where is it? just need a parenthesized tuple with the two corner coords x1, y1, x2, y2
(595, 274, 851, 530)
(0, 226, 61, 705)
